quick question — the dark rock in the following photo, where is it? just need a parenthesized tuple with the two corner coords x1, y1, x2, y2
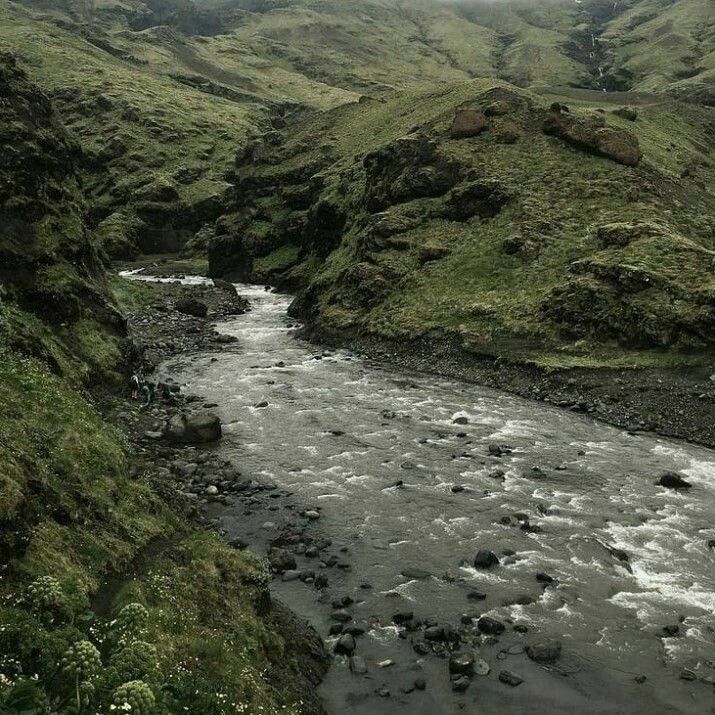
(164, 412, 221, 443)
(450, 108, 488, 138)
(334, 634, 356, 655)
(451, 675, 471, 692)
(526, 639, 562, 663)
(413, 640, 430, 655)
(414, 677, 426, 691)
(467, 590, 487, 601)
(344, 624, 366, 637)
(499, 670, 524, 687)
(474, 550, 500, 569)
(314, 574, 329, 589)
(662, 624, 680, 637)
(449, 651, 475, 676)
(453, 416, 469, 425)
(175, 297, 208, 317)
(542, 111, 641, 166)
(451, 485, 465, 493)
(268, 547, 296, 573)
(424, 625, 444, 641)
(392, 611, 414, 625)
(477, 617, 505, 635)
(656, 471, 692, 490)
(612, 106, 638, 121)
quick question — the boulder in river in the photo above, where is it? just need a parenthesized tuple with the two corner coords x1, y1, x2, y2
(334, 634, 356, 655)
(474, 549, 500, 569)
(448, 651, 475, 675)
(477, 616, 505, 635)
(164, 412, 222, 443)
(526, 639, 562, 663)
(656, 471, 692, 490)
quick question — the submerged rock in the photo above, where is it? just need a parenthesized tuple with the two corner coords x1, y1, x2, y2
(499, 670, 524, 686)
(526, 639, 562, 663)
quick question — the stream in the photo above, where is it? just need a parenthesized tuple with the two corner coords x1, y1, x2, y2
(156, 282, 715, 714)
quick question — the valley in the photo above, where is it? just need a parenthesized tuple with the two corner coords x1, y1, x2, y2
(0, 0, 713, 712)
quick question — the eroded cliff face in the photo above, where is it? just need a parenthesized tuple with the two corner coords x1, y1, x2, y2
(209, 81, 715, 366)
(0, 52, 125, 379)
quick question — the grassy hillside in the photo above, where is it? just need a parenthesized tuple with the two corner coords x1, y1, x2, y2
(0, 50, 321, 715)
(209, 79, 714, 369)
(1, 0, 711, 258)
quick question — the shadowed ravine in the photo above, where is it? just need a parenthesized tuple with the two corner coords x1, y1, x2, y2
(159, 283, 715, 714)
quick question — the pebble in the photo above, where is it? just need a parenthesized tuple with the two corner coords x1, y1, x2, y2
(451, 675, 470, 692)
(499, 670, 524, 687)
(304, 510, 320, 520)
(377, 659, 395, 668)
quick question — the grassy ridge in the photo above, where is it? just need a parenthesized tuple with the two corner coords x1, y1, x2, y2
(0, 51, 318, 714)
(214, 79, 714, 368)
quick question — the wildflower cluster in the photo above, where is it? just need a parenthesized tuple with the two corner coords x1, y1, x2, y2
(111, 679, 155, 714)
(60, 640, 102, 681)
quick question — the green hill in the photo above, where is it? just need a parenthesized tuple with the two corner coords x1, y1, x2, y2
(209, 79, 714, 368)
(1, 0, 712, 257)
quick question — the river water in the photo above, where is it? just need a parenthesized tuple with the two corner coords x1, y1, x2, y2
(158, 283, 715, 714)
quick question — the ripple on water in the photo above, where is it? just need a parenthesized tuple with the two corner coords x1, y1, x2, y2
(149, 279, 715, 704)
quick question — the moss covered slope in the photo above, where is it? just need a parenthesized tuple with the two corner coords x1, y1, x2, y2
(209, 80, 714, 369)
(0, 52, 323, 715)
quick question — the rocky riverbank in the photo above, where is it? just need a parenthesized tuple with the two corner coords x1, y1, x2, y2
(105, 268, 330, 713)
(295, 325, 715, 449)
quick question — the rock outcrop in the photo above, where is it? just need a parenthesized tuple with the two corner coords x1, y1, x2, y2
(542, 110, 641, 166)
(0, 53, 125, 375)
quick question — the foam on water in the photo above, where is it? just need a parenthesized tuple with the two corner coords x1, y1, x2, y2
(148, 278, 715, 703)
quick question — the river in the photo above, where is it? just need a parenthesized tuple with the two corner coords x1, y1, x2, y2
(156, 282, 715, 714)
